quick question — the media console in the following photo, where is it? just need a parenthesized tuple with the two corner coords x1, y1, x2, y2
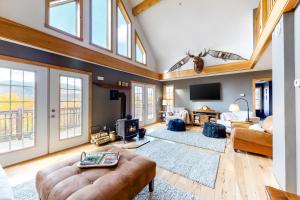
(191, 106, 220, 126)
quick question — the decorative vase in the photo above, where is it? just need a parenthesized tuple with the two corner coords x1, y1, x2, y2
(109, 131, 117, 142)
(138, 128, 146, 138)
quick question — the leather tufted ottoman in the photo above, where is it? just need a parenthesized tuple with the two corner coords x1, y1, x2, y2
(36, 146, 156, 200)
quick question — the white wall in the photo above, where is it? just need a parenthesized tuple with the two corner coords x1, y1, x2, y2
(295, 4, 300, 195)
(272, 13, 297, 193)
(0, 0, 158, 72)
(130, 0, 260, 72)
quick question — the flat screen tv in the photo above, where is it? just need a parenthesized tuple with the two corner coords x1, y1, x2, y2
(190, 83, 221, 100)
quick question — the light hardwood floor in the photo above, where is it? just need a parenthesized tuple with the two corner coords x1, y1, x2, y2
(5, 123, 279, 200)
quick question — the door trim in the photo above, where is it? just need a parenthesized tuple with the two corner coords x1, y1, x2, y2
(0, 55, 93, 142)
(252, 77, 272, 114)
(0, 56, 92, 165)
(131, 81, 157, 126)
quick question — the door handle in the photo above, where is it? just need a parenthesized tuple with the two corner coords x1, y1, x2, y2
(51, 109, 56, 112)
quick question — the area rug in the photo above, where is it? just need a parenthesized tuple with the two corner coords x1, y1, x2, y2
(135, 140, 220, 188)
(13, 178, 199, 200)
(146, 128, 226, 152)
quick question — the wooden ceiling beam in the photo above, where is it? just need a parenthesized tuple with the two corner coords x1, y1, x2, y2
(250, 0, 299, 68)
(132, 0, 161, 16)
(162, 61, 251, 80)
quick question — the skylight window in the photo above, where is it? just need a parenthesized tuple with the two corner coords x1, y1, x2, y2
(90, 0, 112, 50)
(135, 32, 146, 65)
(117, 0, 131, 58)
(46, 0, 82, 39)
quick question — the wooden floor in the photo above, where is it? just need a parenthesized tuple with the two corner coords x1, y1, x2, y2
(5, 123, 279, 200)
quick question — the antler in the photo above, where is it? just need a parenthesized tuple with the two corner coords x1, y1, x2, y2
(198, 49, 208, 57)
(187, 50, 195, 58)
(207, 50, 246, 61)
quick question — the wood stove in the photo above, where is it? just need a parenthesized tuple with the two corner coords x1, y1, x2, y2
(116, 119, 139, 142)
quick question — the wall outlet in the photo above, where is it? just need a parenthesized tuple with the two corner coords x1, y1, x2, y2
(97, 76, 104, 81)
(294, 79, 300, 88)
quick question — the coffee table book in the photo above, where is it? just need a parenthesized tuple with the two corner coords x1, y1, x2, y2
(77, 152, 120, 168)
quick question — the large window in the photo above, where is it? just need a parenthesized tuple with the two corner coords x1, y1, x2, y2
(163, 85, 174, 111)
(135, 32, 146, 65)
(0, 67, 35, 153)
(90, 0, 112, 50)
(117, 0, 131, 58)
(46, 0, 83, 39)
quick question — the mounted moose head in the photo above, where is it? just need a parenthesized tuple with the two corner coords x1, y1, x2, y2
(168, 49, 246, 74)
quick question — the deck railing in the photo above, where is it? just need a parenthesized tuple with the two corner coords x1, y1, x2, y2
(0, 107, 81, 143)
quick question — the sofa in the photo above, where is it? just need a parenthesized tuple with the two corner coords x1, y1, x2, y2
(0, 165, 14, 200)
(165, 107, 190, 125)
(231, 116, 273, 156)
(217, 111, 260, 132)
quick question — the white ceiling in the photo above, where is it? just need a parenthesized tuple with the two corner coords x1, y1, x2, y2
(130, 0, 269, 73)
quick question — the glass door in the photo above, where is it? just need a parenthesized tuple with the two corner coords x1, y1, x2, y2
(131, 82, 156, 126)
(49, 69, 89, 153)
(132, 83, 144, 125)
(146, 85, 156, 124)
(0, 60, 48, 167)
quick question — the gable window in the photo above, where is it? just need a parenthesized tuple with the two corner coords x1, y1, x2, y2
(117, 0, 131, 58)
(135, 32, 146, 65)
(46, 0, 83, 39)
(90, 0, 112, 50)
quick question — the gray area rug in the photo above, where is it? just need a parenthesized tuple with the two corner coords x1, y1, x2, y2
(135, 140, 220, 188)
(13, 178, 199, 200)
(147, 128, 226, 152)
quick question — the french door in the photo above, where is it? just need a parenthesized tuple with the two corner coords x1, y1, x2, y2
(131, 82, 156, 126)
(0, 60, 48, 166)
(49, 69, 89, 153)
(0, 60, 90, 167)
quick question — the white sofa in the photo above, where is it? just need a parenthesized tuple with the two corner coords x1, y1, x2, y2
(0, 165, 13, 200)
(217, 111, 260, 132)
(165, 107, 191, 125)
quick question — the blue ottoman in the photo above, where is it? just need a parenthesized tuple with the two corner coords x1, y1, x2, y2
(203, 122, 226, 138)
(167, 119, 186, 131)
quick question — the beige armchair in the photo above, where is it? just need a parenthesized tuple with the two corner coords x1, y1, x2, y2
(165, 107, 191, 125)
(231, 116, 273, 156)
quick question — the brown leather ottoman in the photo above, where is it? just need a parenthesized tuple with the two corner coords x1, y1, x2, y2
(36, 146, 156, 200)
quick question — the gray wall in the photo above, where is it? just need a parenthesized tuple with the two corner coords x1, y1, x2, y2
(272, 13, 297, 193)
(295, 4, 300, 195)
(92, 68, 162, 130)
(165, 70, 272, 113)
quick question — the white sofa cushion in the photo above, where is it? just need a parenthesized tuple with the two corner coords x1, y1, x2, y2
(0, 165, 14, 200)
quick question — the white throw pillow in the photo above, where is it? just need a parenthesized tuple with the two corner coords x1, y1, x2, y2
(249, 124, 265, 132)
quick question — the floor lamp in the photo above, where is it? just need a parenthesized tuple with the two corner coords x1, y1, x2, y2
(229, 97, 250, 122)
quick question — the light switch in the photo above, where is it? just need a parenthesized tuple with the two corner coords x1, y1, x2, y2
(97, 76, 104, 81)
(294, 79, 300, 88)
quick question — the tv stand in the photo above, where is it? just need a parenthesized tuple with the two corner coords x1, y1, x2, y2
(191, 106, 220, 126)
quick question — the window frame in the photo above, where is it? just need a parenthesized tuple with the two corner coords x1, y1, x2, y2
(163, 84, 175, 111)
(116, 0, 132, 59)
(45, 0, 83, 40)
(89, 0, 112, 52)
(135, 31, 147, 65)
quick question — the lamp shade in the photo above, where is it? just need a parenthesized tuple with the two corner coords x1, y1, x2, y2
(162, 100, 168, 106)
(229, 104, 240, 112)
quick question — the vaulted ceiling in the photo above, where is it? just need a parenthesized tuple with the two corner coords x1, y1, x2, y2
(130, 0, 272, 73)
